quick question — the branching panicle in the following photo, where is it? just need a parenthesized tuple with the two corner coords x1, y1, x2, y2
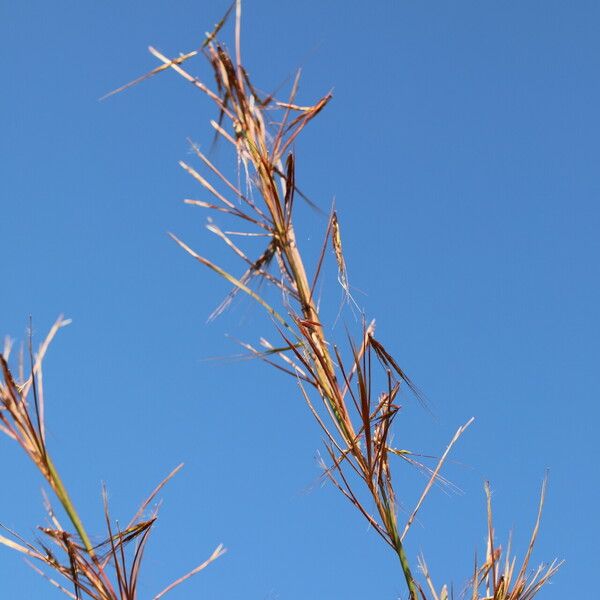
(101, 2, 560, 597)
(0, 321, 223, 598)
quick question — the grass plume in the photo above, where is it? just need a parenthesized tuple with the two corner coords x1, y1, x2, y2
(106, 2, 561, 597)
(0, 318, 224, 599)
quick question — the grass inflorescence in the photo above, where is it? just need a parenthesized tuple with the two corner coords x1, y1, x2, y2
(0, 318, 224, 599)
(105, 2, 561, 598)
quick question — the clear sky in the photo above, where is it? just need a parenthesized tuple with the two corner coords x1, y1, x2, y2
(1, 1, 598, 598)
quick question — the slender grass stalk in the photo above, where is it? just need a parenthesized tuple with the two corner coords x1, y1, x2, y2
(104, 2, 561, 596)
(45, 455, 95, 556)
(394, 531, 419, 599)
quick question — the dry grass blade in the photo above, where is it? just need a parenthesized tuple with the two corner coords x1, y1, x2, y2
(401, 418, 475, 542)
(203, 1, 236, 48)
(127, 463, 184, 529)
(179, 161, 237, 210)
(515, 476, 547, 584)
(148, 46, 229, 113)
(20, 315, 71, 399)
(100, 50, 198, 101)
(418, 554, 445, 600)
(169, 232, 293, 331)
(153, 544, 226, 600)
(25, 559, 78, 599)
(0, 533, 38, 557)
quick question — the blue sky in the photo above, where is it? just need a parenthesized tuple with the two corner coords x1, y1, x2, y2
(1, 1, 599, 598)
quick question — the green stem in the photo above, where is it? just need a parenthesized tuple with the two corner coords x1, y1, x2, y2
(395, 537, 418, 600)
(46, 456, 95, 556)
